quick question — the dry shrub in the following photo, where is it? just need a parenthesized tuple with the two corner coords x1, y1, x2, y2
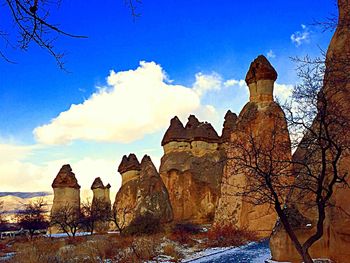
(9, 236, 122, 263)
(70, 238, 113, 262)
(206, 224, 258, 247)
(169, 223, 202, 245)
(65, 236, 87, 245)
(7, 233, 164, 263)
(0, 243, 7, 250)
(163, 243, 183, 262)
(130, 236, 159, 261)
(123, 213, 162, 236)
(109, 234, 133, 249)
(61, 235, 125, 262)
(9, 238, 64, 263)
(173, 223, 202, 234)
(66, 235, 159, 262)
(169, 231, 191, 245)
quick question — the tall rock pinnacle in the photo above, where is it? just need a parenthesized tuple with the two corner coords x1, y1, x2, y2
(245, 55, 277, 103)
(52, 164, 80, 189)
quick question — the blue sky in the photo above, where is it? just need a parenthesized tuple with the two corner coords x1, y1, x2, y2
(0, 0, 336, 194)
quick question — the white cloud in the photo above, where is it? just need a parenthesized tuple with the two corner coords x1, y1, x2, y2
(267, 50, 276, 59)
(224, 79, 246, 88)
(274, 83, 293, 102)
(193, 72, 222, 97)
(0, 144, 67, 192)
(71, 157, 120, 198)
(291, 24, 310, 47)
(0, 143, 37, 162)
(0, 143, 121, 197)
(34, 61, 220, 145)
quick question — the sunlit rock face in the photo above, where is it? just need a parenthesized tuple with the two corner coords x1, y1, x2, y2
(159, 113, 234, 224)
(214, 55, 291, 238)
(270, 1, 350, 262)
(113, 154, 172, 229)
(91, 177, 111, 205)
(50, 164, 81, 233)
(113, 154, 141, 228)
(91, 177, 111, 232)
(118, 153, 141, 186)
(135, 155, 173, 222)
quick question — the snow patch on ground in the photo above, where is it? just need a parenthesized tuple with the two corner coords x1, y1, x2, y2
(182, 246, 240, 262)
(184, 241, 271, 262)
(266, 260, 291, 263)
(150, 240, 272, 263)
(0, 252, 15, 261)
(266, 258, 333, 263)
(45, 232, 91, 238)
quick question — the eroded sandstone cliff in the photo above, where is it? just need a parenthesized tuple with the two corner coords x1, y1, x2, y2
(113, 154, 172, 230)
(214, 55, 292, 237)
(159, 113, 235, 223)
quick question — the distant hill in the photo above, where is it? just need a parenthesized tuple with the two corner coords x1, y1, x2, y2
(0, 193, 54, 214)
(0, 192, 52, 199)
(0, 192, 54, 221)
(0, 190, 92, 216)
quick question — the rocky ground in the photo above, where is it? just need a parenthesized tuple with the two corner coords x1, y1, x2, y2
(0, 223, 261, 262)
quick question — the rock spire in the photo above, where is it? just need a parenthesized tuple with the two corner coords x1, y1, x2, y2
(52, 164, 80, 189)
(245, 55, 277, 103)
(118, 153, 141, 174)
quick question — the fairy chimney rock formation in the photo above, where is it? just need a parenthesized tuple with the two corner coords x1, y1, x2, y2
(113, 154, 172, 230)
(221, 110, 238, 143)
(135, 155, 173, 222)
(214, 55, 291, 237)
(161, 116, 187, 146)
(91, 177, 111, 232)
(245, 55, 277, 103)
(162, 115, 220, 156)
(52, 164, 80, 189)
(50, 164, 81, 233)
(159, 114, 226, 223)
(51, 165, 81, 213)
(91, 177, 104, 189)
(91, 177, 111, 206)
(118, 154, 141, 186)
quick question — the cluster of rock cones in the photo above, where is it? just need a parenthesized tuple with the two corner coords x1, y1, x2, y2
(50, 1, 350, 262)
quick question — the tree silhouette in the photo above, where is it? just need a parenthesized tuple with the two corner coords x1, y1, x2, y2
(1, 0, 142, 68)
(16, 198, 49, 239)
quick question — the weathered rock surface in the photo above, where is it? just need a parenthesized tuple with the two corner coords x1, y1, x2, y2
(214, 55, 291, 237)
(270, 1, 350, 262)
(162, 115, 221, 146)
(118, 154, 141, 186)
(135, 155, 173, 221)
(118, 154, 141, 174)
(91, 177, 111, 210)
(245, 55, 277, 103)
(91, 177, 111, 232)
(221, 110, 238, 143)
(50, 164, 81, 233)
(52, 164, 80, 189)
(91, 177, 105, 190)
(160, 114, 231, 223)
(113, 154, 172, 230)
(245, 55, 277, 85)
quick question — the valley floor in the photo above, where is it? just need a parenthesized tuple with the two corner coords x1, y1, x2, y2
(181, 240, 271, 263)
